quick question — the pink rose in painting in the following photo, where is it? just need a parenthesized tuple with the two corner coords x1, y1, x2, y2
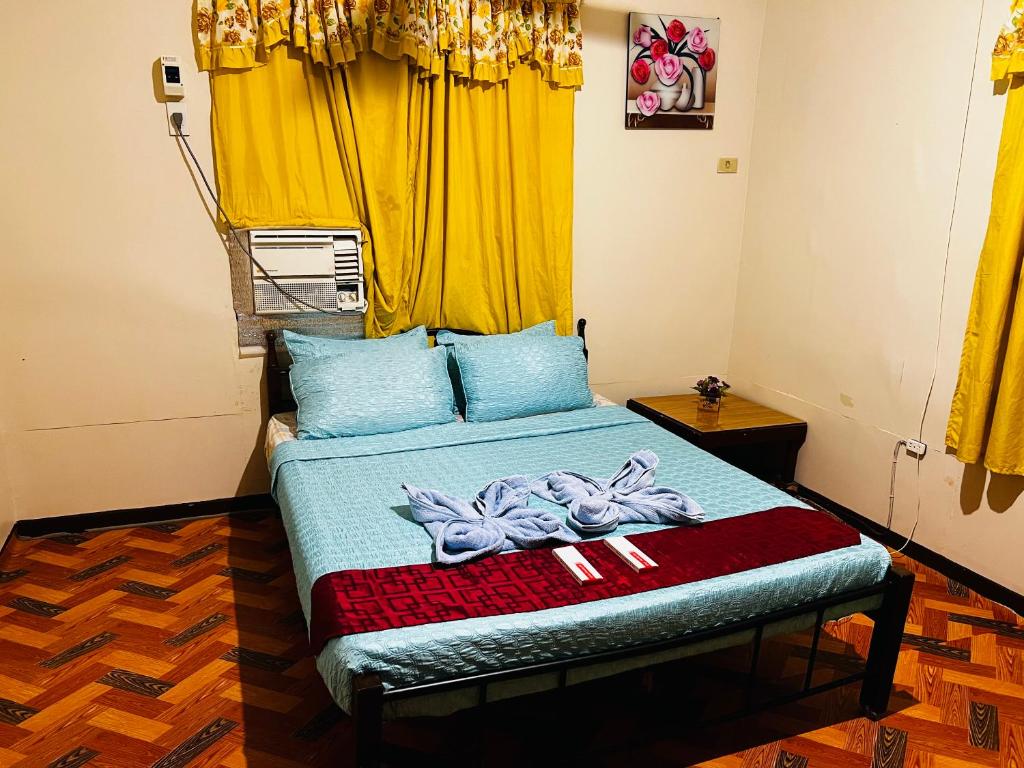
(687, 27, 708, 53)
(636, 91, 660, 116)
(632, 24, 653, 47)
(654, 53, 683, 86)
(698, 47, 716, 71)
(666, 19, 687, 42)
(630, 58, 651, 84)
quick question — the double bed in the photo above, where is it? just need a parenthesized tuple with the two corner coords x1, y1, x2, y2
(264, 325, 912, 767)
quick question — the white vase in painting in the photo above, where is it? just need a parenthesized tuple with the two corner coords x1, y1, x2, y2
(674, 76, 694, 111)
(683, 58, 705, 110)
(671, 66, 696, 112)
(650, 81, 681, 112)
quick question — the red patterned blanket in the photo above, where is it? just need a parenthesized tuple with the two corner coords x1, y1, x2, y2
(309, 506, 860, 653)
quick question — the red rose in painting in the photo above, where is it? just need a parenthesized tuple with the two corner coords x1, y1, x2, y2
(698, 47, 716, 71)
(650, 39, 668, 60)
(666, 19, 687, 42)
(630, 58, 651, 84)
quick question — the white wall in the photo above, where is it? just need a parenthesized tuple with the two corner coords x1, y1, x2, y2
(4, 2, 1019, 598)
(0, 428, 13, 547)
(729, 0, 1024, 592)
(0, 1, 766, 522)
(0, 2, 269, 521)
(575, 0, 767, 403)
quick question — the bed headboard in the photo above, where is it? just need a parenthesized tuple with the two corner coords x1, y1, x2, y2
(266, 318, 589, 416)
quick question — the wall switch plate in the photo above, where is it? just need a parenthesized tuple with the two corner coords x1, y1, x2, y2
(905, 439, 927, 457)
(717, 157, 739, 173)
(166, 102, 189, 137)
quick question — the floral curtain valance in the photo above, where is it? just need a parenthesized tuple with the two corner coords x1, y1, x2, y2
(194, 0, 583, 87)
(993, 0, 1024, 80)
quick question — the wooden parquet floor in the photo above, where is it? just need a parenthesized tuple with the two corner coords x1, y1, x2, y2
(0, 509, 1020, 767)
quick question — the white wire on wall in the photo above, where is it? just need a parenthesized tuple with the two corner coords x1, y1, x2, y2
(171, 113, 352, 316)
(887, 0, 986, 554)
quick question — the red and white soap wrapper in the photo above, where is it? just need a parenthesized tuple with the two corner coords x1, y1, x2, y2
(553, 546, 604, 584)
(603, 536, 658, 572)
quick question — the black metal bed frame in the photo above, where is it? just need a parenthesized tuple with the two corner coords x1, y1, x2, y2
(263, 319, 913, 768)
(349, 566, 912, 767)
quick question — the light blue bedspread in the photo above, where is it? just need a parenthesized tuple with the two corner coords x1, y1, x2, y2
(271, 406, 890, 714)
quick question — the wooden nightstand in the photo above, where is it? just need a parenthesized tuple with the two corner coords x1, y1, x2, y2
(626, 393, 807, 486)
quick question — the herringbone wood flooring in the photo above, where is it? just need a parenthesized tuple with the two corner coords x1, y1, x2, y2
(0, 510, 1020, 767)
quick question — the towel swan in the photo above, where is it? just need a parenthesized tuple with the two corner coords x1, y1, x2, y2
(531, 450, 705, 535)
(402, 476, 580, 564)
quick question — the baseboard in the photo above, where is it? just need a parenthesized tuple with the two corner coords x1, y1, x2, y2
(8, 484, 1021, 618)
(13, 494, 278, 538)
(796, 484, 1024, 617)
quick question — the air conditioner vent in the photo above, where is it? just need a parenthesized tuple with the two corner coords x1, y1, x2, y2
(253, 279, 339, 314)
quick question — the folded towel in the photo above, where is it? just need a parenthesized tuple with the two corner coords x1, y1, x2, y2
(403, 476, 580, 564)
(531, 450, 705, 535)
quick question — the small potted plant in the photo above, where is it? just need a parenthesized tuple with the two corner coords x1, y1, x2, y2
(693, 375, 730, 412)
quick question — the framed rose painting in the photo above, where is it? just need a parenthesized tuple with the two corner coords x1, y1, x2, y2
(626, 13, 720, 130)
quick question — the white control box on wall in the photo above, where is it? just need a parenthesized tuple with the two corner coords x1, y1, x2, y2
(159, 55, 185, 99)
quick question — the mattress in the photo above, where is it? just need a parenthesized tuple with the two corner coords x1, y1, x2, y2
(264, 393, 619, 464)
(270, 406, 890, 715)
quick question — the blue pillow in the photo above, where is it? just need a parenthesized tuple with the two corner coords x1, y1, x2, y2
(434, 320, 555, 347)
(435, 321, 556, 413)
(290, 346, 455, 438)
(283, 326, 428, 365)
(454, 335, 593, 422)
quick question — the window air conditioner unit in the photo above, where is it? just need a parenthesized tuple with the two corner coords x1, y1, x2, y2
(248, 228, 366, 314)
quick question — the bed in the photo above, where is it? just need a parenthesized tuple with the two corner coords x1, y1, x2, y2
(265, 324, 913, 767)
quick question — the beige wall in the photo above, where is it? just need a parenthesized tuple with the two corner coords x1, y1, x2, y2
(575, 0, 767, 403)
(0, 427, 13, 546)
(729, 0, 1024, 592)
(5, 2, 1018, 597)
(0, 3, 269, 521)
(0, 1, 766, 522)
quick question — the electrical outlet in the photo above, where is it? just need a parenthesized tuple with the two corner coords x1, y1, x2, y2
(905, 439, 927, 458)
(166, 102, 189, 137)
(717, 157, 739, 174)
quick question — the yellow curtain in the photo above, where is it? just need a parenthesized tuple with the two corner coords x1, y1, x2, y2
(209, 46, 574, 336)
(946, 4, 1024, 473)
(341, 55, 575, 335)
(195, 0, 583, 88)
(209, 47, 362, 229)
(199, 0, 579, 337)
(992, 1, 1024, 81)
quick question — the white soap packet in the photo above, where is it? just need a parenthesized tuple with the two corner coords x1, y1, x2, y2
(603, 536, 658, 572)
(553, 545, 604, 584)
